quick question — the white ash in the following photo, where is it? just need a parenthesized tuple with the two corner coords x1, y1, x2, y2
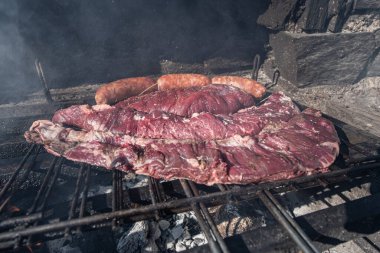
(123, 173, 148, 188)
(210, 203, 267, 238)
(283, 183, 372, 217)
(116, 211, 208, 252)
(342, 13, 380, 33)
(117, 221, 149, 253)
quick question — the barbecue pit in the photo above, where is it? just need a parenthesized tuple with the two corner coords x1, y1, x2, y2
(0, 1, 380, 252)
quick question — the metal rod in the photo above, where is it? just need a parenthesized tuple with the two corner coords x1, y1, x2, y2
(15, 146, 42, 189)
(34, 59, 53, 104)
(38, 158, 63, 211)
(77, 167, 91, 233)
(258, 190, 318, 253)
(27, 159, 63, 246)
(112, 169, 119, 229)
(0, 161, 379, 242)
(217, 184, 227, 192)
(0, 148, 41, 213)
(264, 190, 320, 252)
(251, 54, 260, 80)
(188, 182, 230, 253)
(180, 180, 222, 253)
(0, 213, 43, 230)
(0, 145, 35, 201)
(266, 69, 280, 89)
(117, 170, 123, 210)
(148, 178, 160, 220)
(28, 157, 58, 214)
(65, 164, 85, 236)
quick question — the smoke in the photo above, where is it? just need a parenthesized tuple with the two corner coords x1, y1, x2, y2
(0, 0, 269, 103)
(0, 1, 38, 104)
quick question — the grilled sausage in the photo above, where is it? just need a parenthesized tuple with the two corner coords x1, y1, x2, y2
(157, 74, 211, 90)
(211, 76, 266, 98)
(95, 77, 156, 105)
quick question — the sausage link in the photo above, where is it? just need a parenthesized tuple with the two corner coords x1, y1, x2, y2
(157, 74, 211, 90)
(211, 76, 266, 98)
(95, 77, 156, 105)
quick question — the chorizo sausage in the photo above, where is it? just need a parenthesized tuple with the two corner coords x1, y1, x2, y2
(95, 77, 156, 105)
(157, 74, 211, 90)
(211, 76, 266, 98)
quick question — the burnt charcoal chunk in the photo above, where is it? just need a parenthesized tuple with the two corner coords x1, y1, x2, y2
(327, 0, 354, 33)
(297, 0, 330, 32)
(270, 31, 376, 86)
(257, 0, 299, 30)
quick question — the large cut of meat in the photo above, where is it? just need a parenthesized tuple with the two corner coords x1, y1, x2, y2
(51, 93, 299, 140)
(25, 85, 340, 185)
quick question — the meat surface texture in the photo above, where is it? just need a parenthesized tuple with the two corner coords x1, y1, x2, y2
(25, 87, 340, 185)
(114, 84, 255, 117)
(51, 93, 299, 140)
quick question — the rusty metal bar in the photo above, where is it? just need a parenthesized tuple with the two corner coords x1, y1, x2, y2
(77, 167, 91, 233)
(180, 180, 222, 253)
(28, 157, 58, 214)
(188, 181, 230, 253)
(27, 158, 63, 246)
(251, 54, 260, 81)
(38, 158, 63, 211)
(148, 178, 160, 221)
(0, 145, 36, 201)
(0, 146, 41, 213)
(34, 59, 53, 104)
(258, 190, 319, 253)
(117, 170, 123, 210)
(65, 164, 85, 236)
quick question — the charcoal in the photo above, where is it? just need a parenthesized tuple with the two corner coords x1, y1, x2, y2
(270, 31, 376, 86)
(158, 220, 170, 231)
(257, 0, 298, 30)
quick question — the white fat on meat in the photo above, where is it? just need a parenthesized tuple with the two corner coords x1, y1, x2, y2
(215, 135, 256, 149)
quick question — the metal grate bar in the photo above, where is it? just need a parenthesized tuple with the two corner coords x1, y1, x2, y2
(77, 166, 91, 233)
(28, 157, 58, 214)
(0, 145, 36, 201)
(180, 180, 222, 253)
(38, 158, 63, 212)
(188, 181, 230, 253)
(251, 54, 260, 80)
(26, 158, 63, 246)
(117, 170, 124, 210)
(112, 169, 124, 229)
(0, 159, 378, 244)
(34, 59, 53, 104)
(258, 190, 319, 253)
(148, 178, 161, 221)
(0, 146, 41, 213)
(65, 164, 86, 236)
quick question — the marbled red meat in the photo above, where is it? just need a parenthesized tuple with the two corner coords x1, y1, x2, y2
(52, 93, 299, 140)
(25, 90, 340, 185)
(116, 84, 255, 116)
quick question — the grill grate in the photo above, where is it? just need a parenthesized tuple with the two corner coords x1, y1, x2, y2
(0, 117, 380, 252)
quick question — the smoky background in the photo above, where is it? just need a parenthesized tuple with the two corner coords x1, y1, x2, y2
(0, 0, 269, 104)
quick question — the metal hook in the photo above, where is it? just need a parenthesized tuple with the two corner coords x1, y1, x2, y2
(251, 54, 261, 81)
(266, 69, 280, 89)
(35, 59, 53, 104)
